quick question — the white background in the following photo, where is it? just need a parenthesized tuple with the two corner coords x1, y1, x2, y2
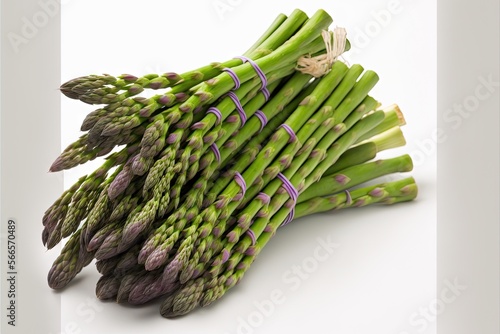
(59, 1, 436, 333)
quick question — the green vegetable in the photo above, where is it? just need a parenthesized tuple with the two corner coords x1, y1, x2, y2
(44, 8, 418, 320)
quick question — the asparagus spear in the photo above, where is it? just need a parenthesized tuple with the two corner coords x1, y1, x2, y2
(48, 223, 95, 289)
(298, 154, 414, 202)
(296, 176, 418, 217)
(95, 275, 120, 300)
(47, 228, 83, 289)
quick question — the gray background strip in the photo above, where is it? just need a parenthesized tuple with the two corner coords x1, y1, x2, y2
(1, 0, 62, 332)
(438, 0, 499, 333)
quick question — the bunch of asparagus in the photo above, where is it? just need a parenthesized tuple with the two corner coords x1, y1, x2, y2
(44, 8, 417, 318)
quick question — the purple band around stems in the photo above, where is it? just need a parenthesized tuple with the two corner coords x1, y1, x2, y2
(277, 173, 298, 227)
(207, 107, 222, 125)
(210, 143, 221, 163)
(235, 56, 270, 101)
(223, 67, 241, 89)
(246, 229, 256, 246)
(234, 56, 268, 89)
(345, 190, 352, 205)
(277, 173, 298, 202)
(234, 172, 247, 196)
(279, 124, 297, 143)
(281, 208, 296, 227)
(261, 87, 271, 101)
(254, 110, 268, 132)
(226, 92, 247, 127)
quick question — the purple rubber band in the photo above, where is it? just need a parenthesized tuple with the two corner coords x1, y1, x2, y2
(281, 208, 295, 227)
(246, 229, 256, 246)
(279, 124, 297, 143)
(234, 56, 268, 90)
(235, 56, 270, 101)
(210, 143, 221, 163)
(261, 87, 271, 101)
(207, 107, 222, 125)
(277, 173, 298, 201)
(276, 173, 298, 227)
(227, 92, 247, 127)
(234, 172, 247, 196)
(254, 110, 268, 132)
(223, 67, 241, 89)
(345, 190, 352, 205)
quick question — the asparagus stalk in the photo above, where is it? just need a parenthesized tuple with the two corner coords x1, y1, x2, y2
(95, 257, 121, 276)
(48, 223, 94, 289)
(296, 177, 418, 217)
(95, 275, 120, 300)
(298, 154, 414, 203)
(47, 228, 83, 289)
